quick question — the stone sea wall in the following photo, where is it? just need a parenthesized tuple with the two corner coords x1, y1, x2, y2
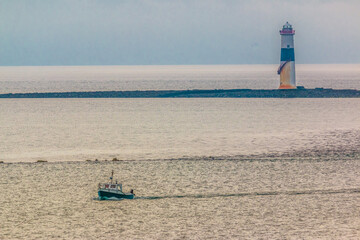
(1, 88, 360, 98)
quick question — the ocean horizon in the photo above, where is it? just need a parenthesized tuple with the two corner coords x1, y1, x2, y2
(1, 64, 360, 94)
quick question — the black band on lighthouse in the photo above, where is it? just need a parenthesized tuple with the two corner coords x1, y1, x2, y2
(281, 48, 295, 61)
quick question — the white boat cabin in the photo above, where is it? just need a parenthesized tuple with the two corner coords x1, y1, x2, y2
(99, 183, 123, 192)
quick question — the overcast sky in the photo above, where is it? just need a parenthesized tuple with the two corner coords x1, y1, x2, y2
(0, 0, 359, 66)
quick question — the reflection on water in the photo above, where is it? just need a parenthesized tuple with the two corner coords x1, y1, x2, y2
(1, 98, 360, 162)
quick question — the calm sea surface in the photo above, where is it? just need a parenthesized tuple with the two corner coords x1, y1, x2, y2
(1, 65, 360, 239)
(0, 64, 360, 93)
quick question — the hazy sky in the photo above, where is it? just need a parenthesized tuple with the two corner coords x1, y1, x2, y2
(1, 0, 359, 66)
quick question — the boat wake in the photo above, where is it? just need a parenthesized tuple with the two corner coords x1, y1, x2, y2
(93, 187, 360, 201)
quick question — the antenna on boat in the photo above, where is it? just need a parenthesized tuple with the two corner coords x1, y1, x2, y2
(110, 170, 114, 184)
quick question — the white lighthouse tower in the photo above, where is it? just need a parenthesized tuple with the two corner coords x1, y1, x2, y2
(277, 22, 296, 89)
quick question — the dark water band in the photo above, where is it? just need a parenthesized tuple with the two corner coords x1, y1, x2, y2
(281, 48, 295, 61)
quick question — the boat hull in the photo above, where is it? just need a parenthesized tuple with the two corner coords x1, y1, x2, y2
(98, 190, 135, 200)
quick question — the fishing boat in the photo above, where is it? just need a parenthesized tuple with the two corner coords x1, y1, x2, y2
(98, 170, 135, 200)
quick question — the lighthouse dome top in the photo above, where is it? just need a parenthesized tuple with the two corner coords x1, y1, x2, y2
(283, 22, 292, 29)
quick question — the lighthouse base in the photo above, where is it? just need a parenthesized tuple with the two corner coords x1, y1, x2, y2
(279, 61, 296, 89)
(279, 84, 297, 89)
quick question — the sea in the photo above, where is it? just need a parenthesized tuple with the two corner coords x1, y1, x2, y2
(1, 64, 360, 239)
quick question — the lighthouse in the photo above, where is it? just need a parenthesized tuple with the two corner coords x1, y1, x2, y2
(277, 22, 296, 89)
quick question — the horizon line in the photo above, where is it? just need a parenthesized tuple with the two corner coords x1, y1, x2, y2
(1, 63, 360, 67)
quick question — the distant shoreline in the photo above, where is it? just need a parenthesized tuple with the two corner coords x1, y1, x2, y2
(1, 88, 360, 98)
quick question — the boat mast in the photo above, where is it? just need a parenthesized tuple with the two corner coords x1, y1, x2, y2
(110, 170, 114, 184)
